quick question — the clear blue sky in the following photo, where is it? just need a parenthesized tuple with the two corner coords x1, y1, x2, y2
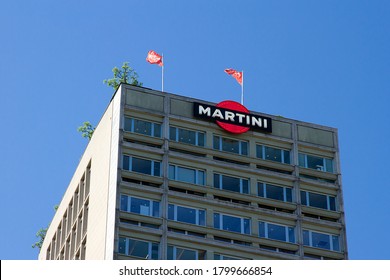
(1, 0, 389, 260)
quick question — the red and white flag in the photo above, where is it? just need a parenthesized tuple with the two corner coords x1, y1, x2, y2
(224, 68, 243, 85)
(146, 50, 163, 66)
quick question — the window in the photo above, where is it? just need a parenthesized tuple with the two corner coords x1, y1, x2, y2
(170, 126, 205, 146)
(214, 254, 241, 260)
(259, 221, 295, 243)
(120, 194, 160, 217)
(214, 173, 249, 194)
(167, 246, 199, 260)
(299, 153, 334, 173)
(257, 145, 290, 164)
(258, 182, 292, 202)
(214, 213, 251, 235)
(303, 230, 340, 252)
(213, 135, 248, 155)
(301, 191, 336, 211)
(124, 117, 161, 138)
(168, 204, 205, 226)
(118, 237, 159, 259)
(123, 155, 161, 176)
(169, 164, 205, 185)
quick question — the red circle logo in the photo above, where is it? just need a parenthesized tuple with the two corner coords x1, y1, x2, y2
(216, 100, 250, 134)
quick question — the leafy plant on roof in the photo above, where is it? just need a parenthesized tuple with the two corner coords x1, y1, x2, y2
(78, 121, 95, 141)
(32, 205, 58, 251)
(103, 62, 143, 90)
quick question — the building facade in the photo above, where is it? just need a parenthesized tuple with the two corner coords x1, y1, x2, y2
(39, 84, 348, 260)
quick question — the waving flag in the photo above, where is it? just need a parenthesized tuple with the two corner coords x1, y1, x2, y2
(146, 50, 163, 66)
(224, 68, 243, 85)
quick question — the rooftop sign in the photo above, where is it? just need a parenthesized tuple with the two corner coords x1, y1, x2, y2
(194, 100, 272, 134)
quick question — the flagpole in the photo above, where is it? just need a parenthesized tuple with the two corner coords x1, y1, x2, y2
(241, 70, 244, 105)
(162, 53, 164, 92)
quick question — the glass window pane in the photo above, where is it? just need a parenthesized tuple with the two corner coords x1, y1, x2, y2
(199, 210, 206, 226)
(301, 191, 307, 206)
(133, 119, 151, 136)
(119, 237, 126, 254)
(309, 192, 328, 209)
(222, 138, 239, 154)
(198, 171, 205, 186)
(259, 222, 266, 238)
(154, 162, 160, 176)
(123, 155, 130, 171)
(153, 123, 161, 138)
(325, 158, 334, 173)
(198, 132, 205, 146)
(176, 248, 197, 260)
(307, 155, 324, 171)
(169, 126, 176, 141)
(177, 206, 197, 224)
(283, 150, 291, 164)
(152, 201, 160, 217)
(329, 196, 336, 211)
(169, 165, 175, 180)
(241, 141, 248, 155)
(177, 166, 196, 184)
(128, 239, 149, 258)
(124, 117, 132, 132)
(168, 204, 174, 220)
(151, 243, 159, 259)
(258, 183, 264, 197)
(213, 174, 220, 189)
(303, 230, 310, 246)
(130, 197, 150, 216)
(286, 188, 292, 202)
(222, 215, 241, 233)
(332, 236, 340, 252)
(167, 246, 174, 260)
(132, 157, 152, 175)
(268, 223, 286, 242)
(256, 145, 263, 159)
(298, 153, 305, 167)
(213, 213, 220, 229)
(179, 128, 196, 145)
(266, 184, 284, 201)
(120, 195, 128, 211)
(265, 146, 282, 162)
(288, 227, 295, 243)
(242, 179, 249, 194)
(222, 175, 240, 193)
(213, 136, 219, 150)
(312, 232, 331, 250)
(243, 218, 251, 234)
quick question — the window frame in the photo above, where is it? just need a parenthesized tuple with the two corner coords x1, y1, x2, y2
(214, 212, 251, 235)
(300, 190, 337, 211)
(120, 194, 160, 217)
(124, 117, 162, 138)
(168, 203, 206, 226)
(257, 182, 293, 203)
(169, 126, 205, 147)
(214, 173, 249, 194)
(298, 153, 334, 173)
(167, 245, 199, 260)
(256, 144, 291, 164)
(122, 155, 161, 177)
(258, 221, 295, 243)
(303, 230, 340, 252)
(169, 164, 205, 185)
(118, 237, 159, 259)
(213, 135, 248, 156)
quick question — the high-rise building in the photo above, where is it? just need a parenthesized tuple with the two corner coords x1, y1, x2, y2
(39, 84, 347, 260)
